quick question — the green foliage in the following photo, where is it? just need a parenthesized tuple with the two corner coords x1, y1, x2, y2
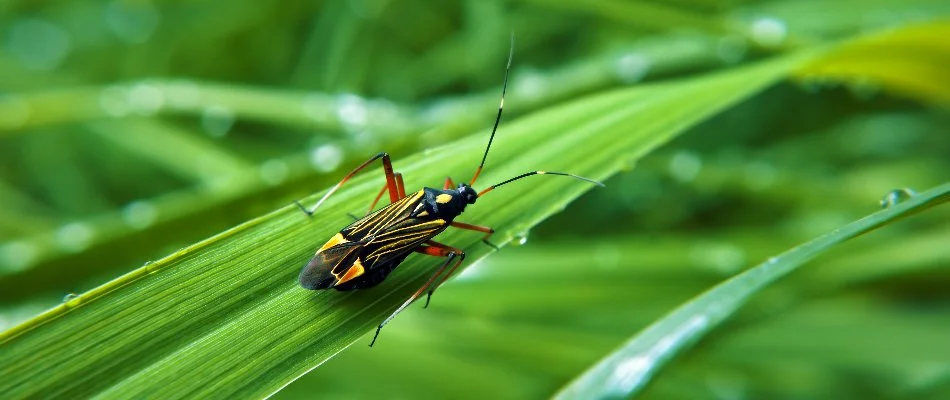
(1, 1, 949, 399)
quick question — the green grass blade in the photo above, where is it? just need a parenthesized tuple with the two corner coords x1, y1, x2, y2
(554, 182, 950, 400)
(0, 51, 815, 399)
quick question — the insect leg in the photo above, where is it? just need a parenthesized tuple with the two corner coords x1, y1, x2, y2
(442, 176, 455, 190)
(366, 184, 389, 214)
(395, 173, 406, 198)
(295, 152, 400, 216)
(364, 172, 407, 214)
(417, 240, 466, 307)
(369, 247, 460, 347)
(449, 221, 498, 249)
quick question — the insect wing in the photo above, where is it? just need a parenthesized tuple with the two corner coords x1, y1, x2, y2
(299, 190, 449, 290)
(341, 191, 446, 265)
(298, 239, 363, 290)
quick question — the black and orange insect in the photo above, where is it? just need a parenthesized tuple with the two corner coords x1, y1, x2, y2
(295, 43, 603, 346)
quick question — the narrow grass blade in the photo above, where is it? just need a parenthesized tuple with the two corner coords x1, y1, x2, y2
(554, 182, 950, 399)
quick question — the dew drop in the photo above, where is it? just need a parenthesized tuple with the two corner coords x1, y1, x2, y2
(63, 293, 82, 308)
(512, 231, 530, 246)
(880, 188, 916, 208)
(145, 260, 160, 273)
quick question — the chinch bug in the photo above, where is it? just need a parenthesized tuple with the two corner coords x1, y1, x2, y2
(295, 40, 603, 346)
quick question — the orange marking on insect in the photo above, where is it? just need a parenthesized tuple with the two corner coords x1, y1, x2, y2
(318, 233, 346, 253)
(336, 258, 365, 285)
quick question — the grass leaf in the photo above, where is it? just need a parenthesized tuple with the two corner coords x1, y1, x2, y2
(0, 51, 815, 398)
(554, 182, 950, 399)
(795, 19, 950, 104)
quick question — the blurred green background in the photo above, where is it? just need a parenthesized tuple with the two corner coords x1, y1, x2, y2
(2, 0, 950, 398)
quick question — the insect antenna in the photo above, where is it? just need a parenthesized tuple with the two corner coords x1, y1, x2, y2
(469, 34, 514, 187)
(477, 171, 604, 197)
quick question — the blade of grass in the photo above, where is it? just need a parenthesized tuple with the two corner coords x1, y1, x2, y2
(795, 19, 950, 105)
(554, 181, 950, 399)
(0, 50, 816, 398)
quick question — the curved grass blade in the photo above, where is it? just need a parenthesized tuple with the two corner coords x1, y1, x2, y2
(554, 182, 950, 400)
(0, 51, 816, 399)
(795, 19, 950, 104)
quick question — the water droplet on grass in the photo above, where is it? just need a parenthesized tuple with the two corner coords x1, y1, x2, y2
(513, 231, 530, 245)
(63, 293, 82, 308)
(880, 188, 916, 208)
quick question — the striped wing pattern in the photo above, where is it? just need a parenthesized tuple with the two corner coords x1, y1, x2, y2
(299, 190, 447, 289)
(344, 190, 447, 264)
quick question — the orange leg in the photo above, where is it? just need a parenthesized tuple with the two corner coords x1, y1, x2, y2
(450, 221, 498, 249)
(417, 241, 466, 307)
(295, 152, 400, 216)
(396, 173, 406, 198)
(443, 176, 455, 190)
(369, 242, 464, 347)
(365, 173, 407, 213)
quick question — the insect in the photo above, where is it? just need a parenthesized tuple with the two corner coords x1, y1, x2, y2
(295, 41, 603, 346)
